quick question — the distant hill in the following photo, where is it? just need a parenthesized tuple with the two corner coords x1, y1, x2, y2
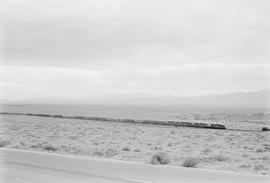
(171, 89, 270, 107)
(2, 89, 270, 107)
(83, 89, 270, 107)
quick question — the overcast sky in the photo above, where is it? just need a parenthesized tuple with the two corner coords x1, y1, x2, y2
(0, 0, 270, 101)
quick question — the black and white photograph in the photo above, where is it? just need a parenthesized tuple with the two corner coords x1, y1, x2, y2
(0, 0, 270, 182)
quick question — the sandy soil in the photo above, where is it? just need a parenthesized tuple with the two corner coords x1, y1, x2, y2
(0, 114, 269, 175)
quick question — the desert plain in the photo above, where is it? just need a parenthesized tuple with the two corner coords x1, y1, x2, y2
(0, 114, 269, 176)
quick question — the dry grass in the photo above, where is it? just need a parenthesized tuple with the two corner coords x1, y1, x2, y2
(202, 148, 212, 154)
(105, 148, 119, 157)
(2, 114, 269, 175)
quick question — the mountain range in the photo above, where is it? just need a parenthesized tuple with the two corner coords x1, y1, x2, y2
(1, 89, 269, 107)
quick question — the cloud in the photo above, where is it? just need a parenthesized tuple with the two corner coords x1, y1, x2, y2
(0, 0, 269, 100)
(1, 64, 269, 100)
(1, 0, 270, 70)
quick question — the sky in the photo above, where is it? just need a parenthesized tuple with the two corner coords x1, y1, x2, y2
(0, 0, 270, 102)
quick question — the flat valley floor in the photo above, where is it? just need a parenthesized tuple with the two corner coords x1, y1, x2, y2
(0, 114, 269, 175)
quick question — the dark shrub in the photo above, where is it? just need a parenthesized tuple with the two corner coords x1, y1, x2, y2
(262, 127, 270, 131)
(92, 150, 104, 156)
(213, 155, 226, 161)
(43, 144, 57, 151)
(150, 152, 170, 165)
(122, 147, 130, 151)
(31, 143, 43, 149)
(0, 139, 9, 147)
(182, 158, 199, 168)
(134, 149, 141, 152)
(256, 148, 264, 153)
